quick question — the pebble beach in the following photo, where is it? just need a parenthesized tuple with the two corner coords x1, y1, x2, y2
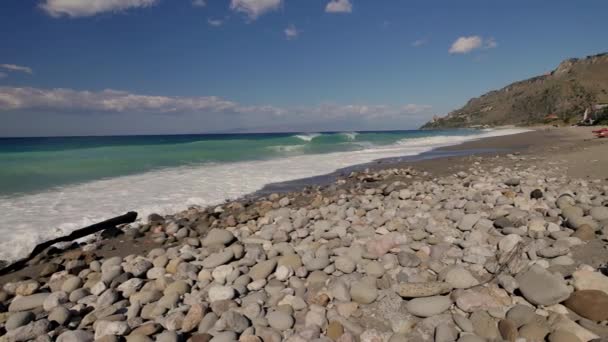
(1, 126, 608, 342)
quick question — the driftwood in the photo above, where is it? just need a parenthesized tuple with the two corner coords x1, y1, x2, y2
(0, 211, 137, 276)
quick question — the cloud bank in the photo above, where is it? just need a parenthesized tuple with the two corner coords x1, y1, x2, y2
(230, 0, 282, 20)
(1, 64, 33, 74)
(40, 0, 159, 18)
(325, 0, 352, 13)
(0, 86, 430, 121)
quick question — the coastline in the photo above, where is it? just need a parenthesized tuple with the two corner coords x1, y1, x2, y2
(1, 125, 607, 341)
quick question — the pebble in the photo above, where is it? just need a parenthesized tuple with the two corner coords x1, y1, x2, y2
(8, 293, 50, 312)
(5, 311, 35, 330)
(405, 295, 452, 317)
(208, 286, 235, 302)
(334, 257, 356, 274)
(515, 265, 571, 305)
(266, 310, 295, 330)
(397, 282, 452, 298)
(350, 281, 378, 304)
(249, 259, 277, 280)
(57, 330, 94, 342)
(564, 290, 608, 321)
(202, 228, 235, 246)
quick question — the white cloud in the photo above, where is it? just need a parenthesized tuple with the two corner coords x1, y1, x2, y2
(284, 24, 299, 40)
(0, 86, 431, 123)
(412, 38, 427, 47)
(0, 72, 6, 79)
(448, 36, 482, 54)
(40, 0, 159, 18)
(192, 0, 206, 7)
(449, 35, 497, 54)
(1, 64, 33, 74)
(208, 18, 224, 26)
(325, 0, 352, 13)
(484, 37, 498, 49)
(230, 0, 282, 20)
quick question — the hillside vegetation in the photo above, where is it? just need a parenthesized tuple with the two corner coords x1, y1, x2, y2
(422, 53, 608, 129)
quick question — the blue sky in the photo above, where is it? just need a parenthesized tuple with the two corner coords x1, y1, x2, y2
(0, 0, 606, 136)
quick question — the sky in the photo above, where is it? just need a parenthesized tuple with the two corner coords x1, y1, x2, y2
(0, 0, 606, 136)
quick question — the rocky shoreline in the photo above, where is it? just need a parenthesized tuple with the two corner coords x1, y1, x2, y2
(1, 129, 608, 342)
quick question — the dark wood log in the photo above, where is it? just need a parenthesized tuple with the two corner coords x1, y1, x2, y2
(0, 211, 137, 276)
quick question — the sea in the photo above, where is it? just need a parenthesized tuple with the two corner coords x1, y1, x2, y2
(0, 128, 527, 261)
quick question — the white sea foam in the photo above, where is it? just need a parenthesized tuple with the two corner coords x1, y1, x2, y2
(268, 144, 306, 153)
(340, 132, 359, 140)
(0, 128, 529, 262)
(293, 133, 321, 141)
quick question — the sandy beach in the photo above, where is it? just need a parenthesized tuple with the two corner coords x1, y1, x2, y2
(1, 126, 607, 342)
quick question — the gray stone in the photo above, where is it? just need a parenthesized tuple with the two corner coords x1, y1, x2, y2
(208, 285, 235, 302)
(444, 267, 479, 289)
(266, 310, 295, 330)
(334, 257, 356, 274)
(43, 291, 68, 311)
(61, 276, 83, 293)
(397, 282, 452, 298)
(5, 311, 35, 330)
(397, 252, 421, 267)
(4, 319, 50, 342)
(202, 250, 234, 268)
(458, 214, 481, 231)
(350, 280, 378, 304)
(56, 330, 94, 342)
(590, 207, 608, 221)
(219, 310, 250, 333)
(249, 259, 277, 280)
(49, 305, 71, 325)
(124, 259, 153, 277)
(435, 323, 458, 342)
(405, 295, 452, 317)
(8, 293, 50, 312)
(516, 265, 571, 305)
(202, 228, 235, 246)
(94, 320, 130, 340)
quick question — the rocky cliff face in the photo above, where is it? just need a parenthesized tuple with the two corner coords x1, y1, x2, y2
(421, 53, 608, 129)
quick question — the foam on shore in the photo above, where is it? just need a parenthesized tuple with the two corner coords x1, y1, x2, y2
(0, 128, 529, 262)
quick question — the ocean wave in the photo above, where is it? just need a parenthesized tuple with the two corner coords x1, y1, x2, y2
(293, 133, 321, 142)
(339, 132, 359, 140)
(268, 144, 307, 153)
(0, 128, 530, 262)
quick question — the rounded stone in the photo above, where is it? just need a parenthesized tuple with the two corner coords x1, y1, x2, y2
(334, 257, 356, 274)
(405, 295, 452, 317)
(5, 311, 35, 330)
(564, 290, 608, 321)
(350, 281, 378, 304)
(266, 310, 294, 330)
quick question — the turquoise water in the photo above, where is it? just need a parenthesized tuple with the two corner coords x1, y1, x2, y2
(0, 130, 479, 196)
(0, 128, 530, 262)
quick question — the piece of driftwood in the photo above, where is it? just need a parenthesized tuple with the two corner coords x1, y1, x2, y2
(0, 211, 137, 276)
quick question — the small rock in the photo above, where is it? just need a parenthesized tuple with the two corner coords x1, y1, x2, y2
(397, 282, 452, 298)
(548, 330, 582, 342)
(5, 311, 35, 330)
(208, 286, 235, 302)
(350, 281, 378, 304)
(266, 310, 294, 330)
(202, 229, 235, 247)
(56, 330, 94, 342)
(564, 290, 608, 321)
(249, 259, 277, 281)
(8, 293, 50, 312)
(515, 265, 571, 305)
(405, 295, 452, 317)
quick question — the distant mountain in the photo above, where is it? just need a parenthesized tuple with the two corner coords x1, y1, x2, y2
(421, 53, 608, 129)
